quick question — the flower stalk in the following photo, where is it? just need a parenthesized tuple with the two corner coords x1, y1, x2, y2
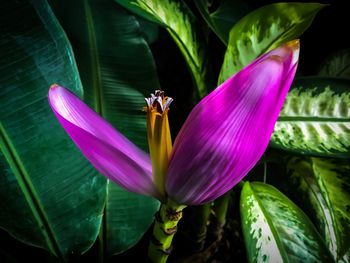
(148, 200, 186, 263)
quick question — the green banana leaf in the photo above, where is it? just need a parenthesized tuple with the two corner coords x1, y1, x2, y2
(240, 182, 334, 263)
(0, 0, 106, 260)
(318, 49, 350, 79)
(49, 0, 160, 256)
(114, 0, 209, 98)
(138, 19, 159, 45)
(287, 157, 350, 262)
(271, 77, 350, 158)
(194, 0, 250, 45)
(219, 3, 324, 84)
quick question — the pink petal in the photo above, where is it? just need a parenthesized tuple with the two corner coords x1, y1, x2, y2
(166, 41, 299, 205)
(48, 85, 160, 199)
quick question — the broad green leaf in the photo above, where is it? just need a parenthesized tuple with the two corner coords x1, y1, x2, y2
(114, 0, 209, 98)
(195, 0, 250, 45)
(138, 18, 159, 45)
(271, 77, 350, 158)
(240, 182, 334, 263)
(0, 0, 106, 259)
(219, 3, 324, 84)
(318, 49, 350, 79)
(105, 186, 158, 256)
(287, 157, 350, 262)
(50, 0, 160, 256)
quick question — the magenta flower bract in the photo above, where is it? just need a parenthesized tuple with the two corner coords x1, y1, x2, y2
(49, 41, 299, 205)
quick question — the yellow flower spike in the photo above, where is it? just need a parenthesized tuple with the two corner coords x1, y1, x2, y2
(145, 90, 173, 200)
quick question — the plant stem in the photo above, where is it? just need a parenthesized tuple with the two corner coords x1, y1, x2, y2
(213, 192, 230, 226)
(148, 199, 186, 263)
(206, 192, 230, 244)
(189, 203, 211, 251)
(263, 153, 267, 183)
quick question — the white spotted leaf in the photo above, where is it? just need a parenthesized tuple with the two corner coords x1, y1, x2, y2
(219, 3, 324, 84)
(271, 77, 350, 158)
(287, 157, 350, 262)
(240, 182, 334, 263)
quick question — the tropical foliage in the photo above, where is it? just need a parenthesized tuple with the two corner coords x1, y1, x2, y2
(0, 0, 348, 262)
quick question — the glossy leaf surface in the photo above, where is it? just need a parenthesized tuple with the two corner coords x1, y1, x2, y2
(287, 157, 350, 262)
(114, 0, 209, 98)
(240, 182, 333, 263)
(50, 0, 160, 255)
(0, 0, 106, 259)
(271, 77, 350, 158)
(219, 3, 324, 83)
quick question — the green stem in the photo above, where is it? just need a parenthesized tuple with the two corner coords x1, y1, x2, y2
(263, 153, 267, 183)
(148, 200, 186, 263)
(207, 192, 230, 244)
(189, 203, 211, 251)
(213, 192, 230, 226)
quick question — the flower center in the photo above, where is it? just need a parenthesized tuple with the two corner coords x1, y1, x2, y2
(145, 90, 173, 114)
(145, 90, 173, 200)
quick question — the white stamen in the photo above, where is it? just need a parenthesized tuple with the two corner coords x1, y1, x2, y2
(145, 90, 173, 113)
(164, 97, 173, 111)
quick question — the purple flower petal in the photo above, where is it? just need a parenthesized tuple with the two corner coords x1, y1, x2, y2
(166, 41, 299, 205)
(48, 85, 160, 199)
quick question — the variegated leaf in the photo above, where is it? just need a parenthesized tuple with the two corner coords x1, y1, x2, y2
(287, 157, 350, 262)
(114, 0, 209, 98)
(219, 3, 324, 84)
(240, 182, 333, 263)
(271, 77, 350, 158)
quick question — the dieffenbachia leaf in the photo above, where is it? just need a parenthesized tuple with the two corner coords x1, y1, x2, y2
(114, 0, 209, 98)
(318, 49, 350, 79)
(195, 0, 250, 45)
(50, 0, 160, 256)
(0, 0, 106, 259)
(240, 182, 334, 263)
(219, 3, 324, 84)
(270, 77, 350, 158)
(287, 157, 350, 262)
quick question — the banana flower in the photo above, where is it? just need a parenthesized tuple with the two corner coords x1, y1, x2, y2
(49, 40, 299, 262)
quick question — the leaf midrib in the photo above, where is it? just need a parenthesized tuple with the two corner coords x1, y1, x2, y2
(82, 2, 108, 259)
(0, 123, 63, 259)
(312, 160, 341, 258)
(278, 116, 350, 122)
(249, 183, 289, 263)
(299, 162, 336, 256)
(84, 0, 103, 115)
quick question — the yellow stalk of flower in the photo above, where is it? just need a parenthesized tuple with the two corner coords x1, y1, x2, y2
(145, 90, 173, 200)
